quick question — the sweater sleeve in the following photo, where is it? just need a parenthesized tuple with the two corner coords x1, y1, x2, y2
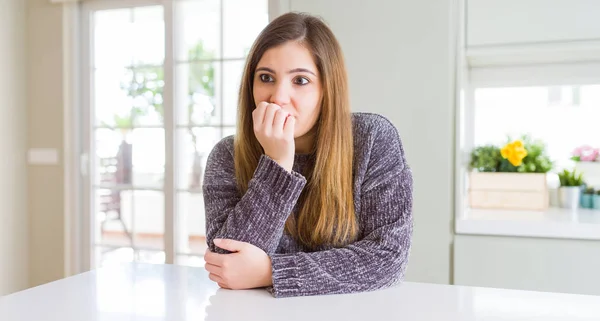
(202, 138, 307, 255)
(268, 116, 414, 298)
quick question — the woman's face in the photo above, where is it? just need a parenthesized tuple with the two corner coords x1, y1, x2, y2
(253, 41, 322, 139)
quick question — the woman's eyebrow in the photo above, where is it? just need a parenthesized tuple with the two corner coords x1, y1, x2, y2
(256, 67, 317, 76)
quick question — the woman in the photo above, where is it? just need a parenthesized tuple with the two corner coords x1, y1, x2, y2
(202, 12, 413, 298)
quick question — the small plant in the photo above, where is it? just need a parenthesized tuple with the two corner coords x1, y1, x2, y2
(584, 187, 595, 195)
(470, 145, 501, 172)
(596, 189, 600, 196)
(558, 169, 585, 187)
(571, 145, 599, 162)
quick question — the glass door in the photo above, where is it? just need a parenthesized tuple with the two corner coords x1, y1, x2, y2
(81, 0, 268, 269)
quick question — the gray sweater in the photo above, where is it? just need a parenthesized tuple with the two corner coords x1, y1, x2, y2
(202, 112, 413, 298)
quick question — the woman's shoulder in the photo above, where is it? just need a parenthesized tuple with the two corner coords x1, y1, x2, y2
(351, 112, 409, 170)
(350, 114, 409, 190)
(351, 112, 402, 143)
(206, 135, 235, 167)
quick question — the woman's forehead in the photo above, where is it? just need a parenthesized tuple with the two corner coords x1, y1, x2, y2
(256, 42, 317, 72)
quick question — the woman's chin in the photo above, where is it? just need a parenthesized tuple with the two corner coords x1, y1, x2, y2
(293, 129, 306, 139)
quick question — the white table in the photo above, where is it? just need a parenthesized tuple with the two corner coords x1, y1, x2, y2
(1, 263, 600, 320)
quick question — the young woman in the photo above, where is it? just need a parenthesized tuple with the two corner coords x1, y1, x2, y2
(202, 12, 413, 298)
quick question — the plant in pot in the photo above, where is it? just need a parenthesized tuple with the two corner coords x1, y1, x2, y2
(571, 145, 600, 162)
(557, 169, 585, 209)
(572, 145, 600, 189)
(594, 189, 600, 210)
(470, 145, 502, 172)
(581, 186, 595, 209)
(500, 135, 553, 173)
(468, 135, 553, 211)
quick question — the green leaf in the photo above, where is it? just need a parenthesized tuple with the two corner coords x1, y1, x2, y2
(470, 145, 501, 172)
(558, 168, 585, 186)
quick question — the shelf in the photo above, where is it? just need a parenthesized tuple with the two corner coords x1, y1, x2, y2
(456, 207, 600, 240)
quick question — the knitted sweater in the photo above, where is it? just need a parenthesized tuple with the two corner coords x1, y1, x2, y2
(202, 112, 414, 298)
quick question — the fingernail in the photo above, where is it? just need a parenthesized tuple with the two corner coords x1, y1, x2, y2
(214, 238, 222, 244)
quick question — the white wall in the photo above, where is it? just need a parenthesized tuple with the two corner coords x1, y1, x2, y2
(467, 0, 600, 47)
(288, 0, 456, 284)
(27, 0, 66, 288)
(455, 235, 600, 296)
(0, 0, 29, 296)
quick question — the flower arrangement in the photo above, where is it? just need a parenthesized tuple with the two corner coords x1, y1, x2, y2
(470, 135, 553, 173)
(571, 145, 599, 162)
(469, 135, 553, 211)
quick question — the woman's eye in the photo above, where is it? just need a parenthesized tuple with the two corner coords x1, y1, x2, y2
(259, 74, 273, 82)
(294, 77, 309, 85)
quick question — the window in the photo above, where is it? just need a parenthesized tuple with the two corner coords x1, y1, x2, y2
(458, 56, 600, 216)
(82, 0, 269, 269)
(473, 84, 600, 170)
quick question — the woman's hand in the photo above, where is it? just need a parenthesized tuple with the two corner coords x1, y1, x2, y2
(252, 101, 296, 172)
(204, 239, 273, 290)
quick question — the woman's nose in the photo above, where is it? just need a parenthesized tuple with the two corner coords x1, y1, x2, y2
(270, 82, 291, 106)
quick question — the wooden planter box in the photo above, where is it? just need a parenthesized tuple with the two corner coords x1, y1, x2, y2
(468, 172, 549, 211)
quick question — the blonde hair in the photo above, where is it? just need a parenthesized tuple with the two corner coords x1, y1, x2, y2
(234, 12, 357, 250)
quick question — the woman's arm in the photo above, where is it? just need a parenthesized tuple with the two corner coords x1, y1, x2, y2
(269, 169, 413, 298)
(269, 115, 414, 298)
(202, 138, 306, 255)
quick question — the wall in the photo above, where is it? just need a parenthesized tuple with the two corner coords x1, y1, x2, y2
(455, 235, 600, 296)
(0, 0, 29, 295)
(26, 0, 65, 288)
(289, 0, 456, 284)
(467, 0, 600, 47)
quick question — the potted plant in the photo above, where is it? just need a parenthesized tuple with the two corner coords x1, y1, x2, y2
(572, 145, 600, 189)
(557, 169, 585, 209)
(594, 189, 600, 210)
(470, 145, 502, 173)
(468, 135, 553, 211)
(571, 145, 600, 162)
(581, 186, 595, 209)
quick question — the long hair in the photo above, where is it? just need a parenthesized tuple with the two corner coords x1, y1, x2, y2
(233, 12, 357, 250)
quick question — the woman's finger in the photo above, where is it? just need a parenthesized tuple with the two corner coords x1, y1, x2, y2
(272, 108, 288, 134)
(263, 103, 281, 130)
(204, 250, 224, 267)
(204, 262, 222, 276)
(209, 273, 224, 284)
(252, 101, 269, 130)
(283, 115, 296, 139)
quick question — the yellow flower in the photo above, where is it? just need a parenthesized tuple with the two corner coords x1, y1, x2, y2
(501, 146, 512, 159)
(501, 140, 528, 166)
